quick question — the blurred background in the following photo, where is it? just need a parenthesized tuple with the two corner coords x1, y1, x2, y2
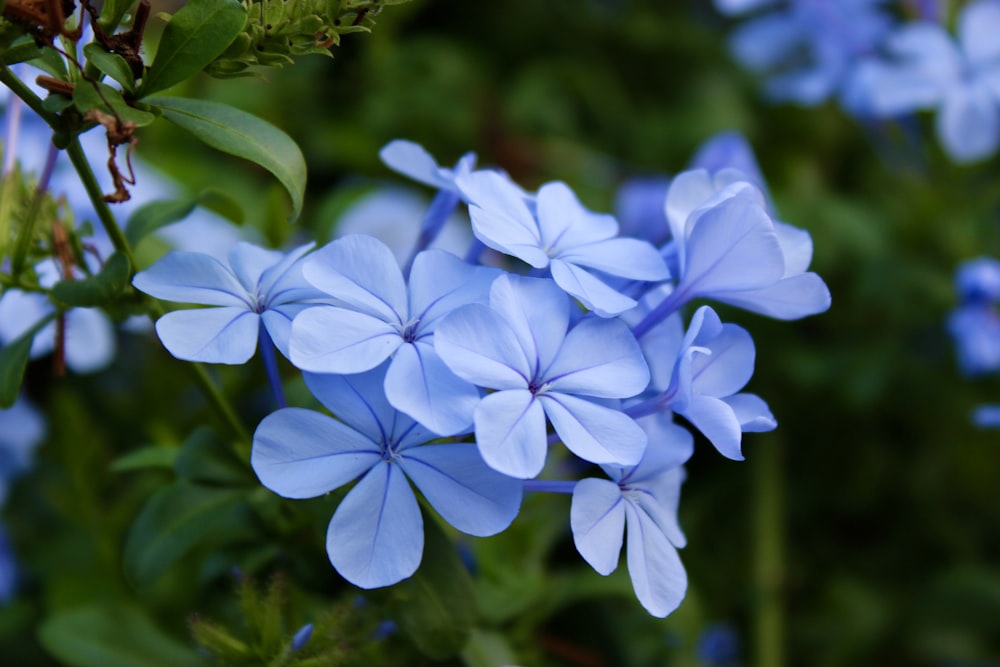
(5, 0, 1000, 665)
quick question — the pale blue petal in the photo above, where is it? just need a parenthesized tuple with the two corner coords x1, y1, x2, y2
(290, 306, 401, 373)
(550, 259, 637, 317)
(631, 466, 687, 549)
(474, 389, 546, 479)
(536, 181, 618, 250)
(729, 14, 801, 72)
(680, 395, 744, 460)
(228, 242, 283, 294)
(379, 139, 453, 191)
(434, 304, 531, 389)
(689, 323, 754, 398)
(959, 0, 1000, 67)
(541, 392, 646, 466)
(972, 404, 1000, 429)
(259, 242, 316, 301)
(155, 307, 259, 364)
(0, 290, 53, 357)
(624, 503, 687, 618)
(302, 235, 407, 321)
(665, 170, 719, 254)
(937, 84, 1000, 163)
(559, 237, 669, 282)
(714, 0, 779, 17)
(326, 462, 423, 589)
(570, 478, 625, 575)
(689, 131, 771, 208)
(252, 408, 381, 498)
(773, 222, 813, 275)
(633, 415, 694, 474)
(64, 307, 116, 373)
(545, 317, 649, 398)
(385, 341, 478, 436)
(133, 252, 247, 307)
(711, 272, 832, 319)
(489, 275, 569, 373)
(679, 194, 784, 299)
(407, 250, 500, 328)
(862, 62, 944, 116)
(723, 393, 777, 432)
(629, 292, 685, 391)
(0, 395, 45, 470)
(885, 23, 961, 82)
(400, 443, 522, 536)
(458, 171, 548, 268)
(262, 303, 314, 359)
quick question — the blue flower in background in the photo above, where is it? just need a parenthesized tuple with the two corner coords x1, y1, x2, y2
(379, 139, 476, 198)
(972, 404, 1000, 429)
(949, 256, 1000, 377)
(721, 0, 893, 107)
(133, 241, 325, 364)
(0, 527, 17, 605)
(434, 274, 650, 478)
(289, 234, 501, 435)
(570, 421, 691, 617)
(251, 364, 521, 588)
(457, 171, 670, 317)
(0, 395, 45, 504)
(857, 0, 1000, 162)
(955, 256, 1000, 303)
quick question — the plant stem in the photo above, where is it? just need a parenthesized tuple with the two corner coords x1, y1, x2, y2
(753, 435, 785, 667)
(64, 137, 139, 272)
(0, 65, 59, 126)
(11, 143, 59, 276)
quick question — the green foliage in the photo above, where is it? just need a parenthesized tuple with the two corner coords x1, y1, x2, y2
(50, 252, 131, 308)
(146, 96, 307, 221)
(0, 326, 35, 408)
(38, 604, 208, 667)
(82, 43, 136, 93)
(139, 0, 248, 97)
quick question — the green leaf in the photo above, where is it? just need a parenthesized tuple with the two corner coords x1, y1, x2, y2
(174, 428, 251, 486)
(0, 328, 34, 408)
(38, 603, 207, 667)
(83, 43, 136, 92)
(125, 198, 198, 247)
(146, 96, 306, 221)
(72, 81, 155, 127)
(123, 480, 246, 589)
(139, 0, 247, 97)
(197, 187, 245, 225)
(387, 515, 477, 659)
(111, 446, 180, 473)
(98, 0, 139, 34)
(50, 252, 131, 308)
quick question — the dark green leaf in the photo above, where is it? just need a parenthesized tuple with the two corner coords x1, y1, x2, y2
(124, 480, 246, 589)
(50, 252, 131, 308)
(0, 40, 44, 67)
(387, 515, 477, 659)
(139, 0, 247, 97)
(39, 603, 207, 667)
(83, 43, 136, 92)
(111, 446, 180, 473)
(125, 198, 198, 247)
(174, 428, 252, 486)
(98, 0, 139, 34)
(72, 81, 155, 127)
(0, 328, 34, 408)
(197, 187, 245, 225)
(146, 96, 306, 221)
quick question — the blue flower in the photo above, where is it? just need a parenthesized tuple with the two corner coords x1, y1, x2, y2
(858, 0, 1000, 162)
(289, 234, 501, 435)
(456, 171, 670, 317)
(434, 274, 650, 478)
(133, 241, 324, 364)
(379, 140, 476, 197)
(570, 421, 692, 617)
(664, 306, 776, 460)
(0, 526, 17, 604)
(251, 364, 522, 589)
(642, 170, 829, 325)
(955, 257, 1000, 303)
(0, 394, 45, 504)
(972, 404, 1000, 429)
(723, 0, 892, 106)
(949, 303, 1000, 377)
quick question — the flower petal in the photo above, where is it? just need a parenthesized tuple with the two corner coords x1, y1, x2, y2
(689, 323, 754, 398)
(434, 304, 531, 389)
(711, 272, 831, 320)
(489, 274, 570, 373)
(155, 307, 259, 364)
(550, 259, 637, 317)
(228, 242, 283, 294)
(536, 181, 618, 250)
(545, 317, 649, 398)
(624, 503, 687, 618)
(936, 84, 1000, 163)
(252, 408, 381, 498)
(302, 235, 407, 321)
(959, 0, 1000, 67)
(723, 393, 777, 432)
(571, 477, 625, 575)
(326, 462, 423, 588)
(473, 389, 546, 479)
(678, 395, 744, 460)
(290, 306, 401, 373)
(133, 252, 247, 307)
(541, 392, 646, 467)
(400, 443, 522, 536)
(63, 307, 116, 373)
(559, 237, 669, 282)
(407, 249, 500, 328)
(385, 341, 479, 436)
(458, 171, 549, 268)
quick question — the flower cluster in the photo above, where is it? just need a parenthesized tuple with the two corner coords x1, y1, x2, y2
(948, 256, 1000, 428)
(717, 0, 1000, 164)
(133, 135, 830, 616)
